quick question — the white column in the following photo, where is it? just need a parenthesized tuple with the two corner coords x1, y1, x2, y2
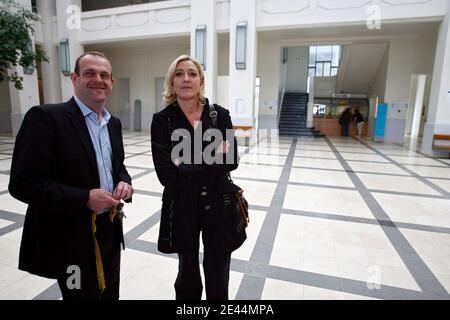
(190, 0, 217, 102)
(367, 96, 378, 139)
(56, 0, 84, 101)
(307, 76, 314, 128)
(37, 0, 62, 103)
(8, 0, 40, 136)
(405, 75, 426, 137)
(228, 0, 257, 127)
(404, 75, 426, 150)
(421, 5, 450, 156)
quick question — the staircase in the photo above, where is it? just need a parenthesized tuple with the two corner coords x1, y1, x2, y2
(278, 92, 324, 137)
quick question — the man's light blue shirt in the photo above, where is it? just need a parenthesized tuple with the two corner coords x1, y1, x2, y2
(74, 95, 114, 196)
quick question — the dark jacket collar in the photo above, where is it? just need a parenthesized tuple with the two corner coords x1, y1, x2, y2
(159, 98, 210, 118)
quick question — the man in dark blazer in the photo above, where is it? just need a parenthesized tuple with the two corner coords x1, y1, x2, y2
(9, 51, 134, 300)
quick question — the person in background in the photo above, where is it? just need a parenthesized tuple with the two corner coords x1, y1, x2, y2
(353, 109, 365, 137)
(339, 108, 352, 137)
(9, 51, 133, 300)
(151, 55, 245, 300)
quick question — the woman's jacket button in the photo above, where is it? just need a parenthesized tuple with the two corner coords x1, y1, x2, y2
(201, 191, 207, 196)
(204, 205, 211, 211)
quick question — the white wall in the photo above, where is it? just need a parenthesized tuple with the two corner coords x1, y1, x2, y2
(190, 0, 217, 101)
(257, 42, 280, 115)
(314, 77, 336, 98)
(217, 36, 230, 109)
(218, 36, 229, 76)
(56, 0, 84, 101)
(76, 0, 447, 45)
(217, 76, 229, 109)
(412, 29, 438, 125)
(369, 45, 390, 103)
(384, 38, 415, 119)
(108, 78, 131, 129)
(422, 4, 450, 156)
(382, 38, 416, 143)
(257, 0, 446, 30)
(80, 0, 191, 44)
(381, 32, 437, 143)
(103, 45, 188, 130)
(285, 46, 308, 93)
(228, 0, 257, 126)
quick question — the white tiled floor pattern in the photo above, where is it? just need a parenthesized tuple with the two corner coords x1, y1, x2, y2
(0, 133, 449, 299)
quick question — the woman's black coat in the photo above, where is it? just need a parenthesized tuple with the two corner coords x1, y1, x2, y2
(151, 99, 246, 254)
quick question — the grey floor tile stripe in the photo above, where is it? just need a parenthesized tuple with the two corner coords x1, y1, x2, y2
(358, 140, 450, 198)
(330, 150, 378, 155)
(233, 176, 279, 184)
(124, 151, 151, 159)
(127, 239, 249, 275)
(249, 204, 270, 212)
(291, 165, 412, 178)
(124, 210, 161, 241)
(293, 155, 339, 160)
(132, 169, 155, 181)
(291, 166, 346, 173)
(126, 239, 167, 256)
(366, 188, 448, 200)
(347, 170, 409, 177)
(33, 282, 61, 300)
(264, 264, 443, 299)
(249, 150, 290, 156)
(32, 210, 162, 301)
(288, 181, 356, 191)
(282, 208, 450, 235)
(235, 139, 298, 300)
(123, 140, 150, 146)
(0, 221, 23, 236)
(0, 209, 25, 222)
(326, 137, 450, 297)
(126, 165, 153, 170)
(239, 161, 285, 167)
(290, 178, 446, 201)
(133, 189, 163, 198)
(433, 158, 450, 167)
(0, 190, 10, 196)
(395, 163, 450, 169)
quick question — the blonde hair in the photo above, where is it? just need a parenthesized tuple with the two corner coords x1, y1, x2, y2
(163, 55, 205, 106)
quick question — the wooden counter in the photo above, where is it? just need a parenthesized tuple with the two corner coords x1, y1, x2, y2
(313, 117, 368, 137)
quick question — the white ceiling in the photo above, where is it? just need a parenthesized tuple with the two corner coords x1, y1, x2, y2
(85, 35, 190, 51)
(258, 20, 440, 44)
(87, 21, 439, 95)
(339, 42, 389, 93)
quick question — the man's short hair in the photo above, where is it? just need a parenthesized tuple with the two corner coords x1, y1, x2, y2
(74, 51, 111, 75)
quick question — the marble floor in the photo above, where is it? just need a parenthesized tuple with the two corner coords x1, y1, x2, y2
(1, 131, 450, 300)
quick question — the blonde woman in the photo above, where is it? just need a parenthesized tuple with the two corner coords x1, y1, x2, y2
(151, 55, 246, 300)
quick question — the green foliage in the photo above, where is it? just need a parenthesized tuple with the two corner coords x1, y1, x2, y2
(0, 0, 48, 90)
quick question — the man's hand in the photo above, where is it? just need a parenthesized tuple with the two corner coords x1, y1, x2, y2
(113, 181, 134, 201)
(87, 189, 120, 213)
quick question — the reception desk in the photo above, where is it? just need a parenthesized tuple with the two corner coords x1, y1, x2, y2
(313, 117, 368, 137)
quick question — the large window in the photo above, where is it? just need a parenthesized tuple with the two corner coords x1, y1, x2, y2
(309, 45, 341, 77)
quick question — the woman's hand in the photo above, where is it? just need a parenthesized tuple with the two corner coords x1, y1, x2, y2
(216, 140, 230, 154)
